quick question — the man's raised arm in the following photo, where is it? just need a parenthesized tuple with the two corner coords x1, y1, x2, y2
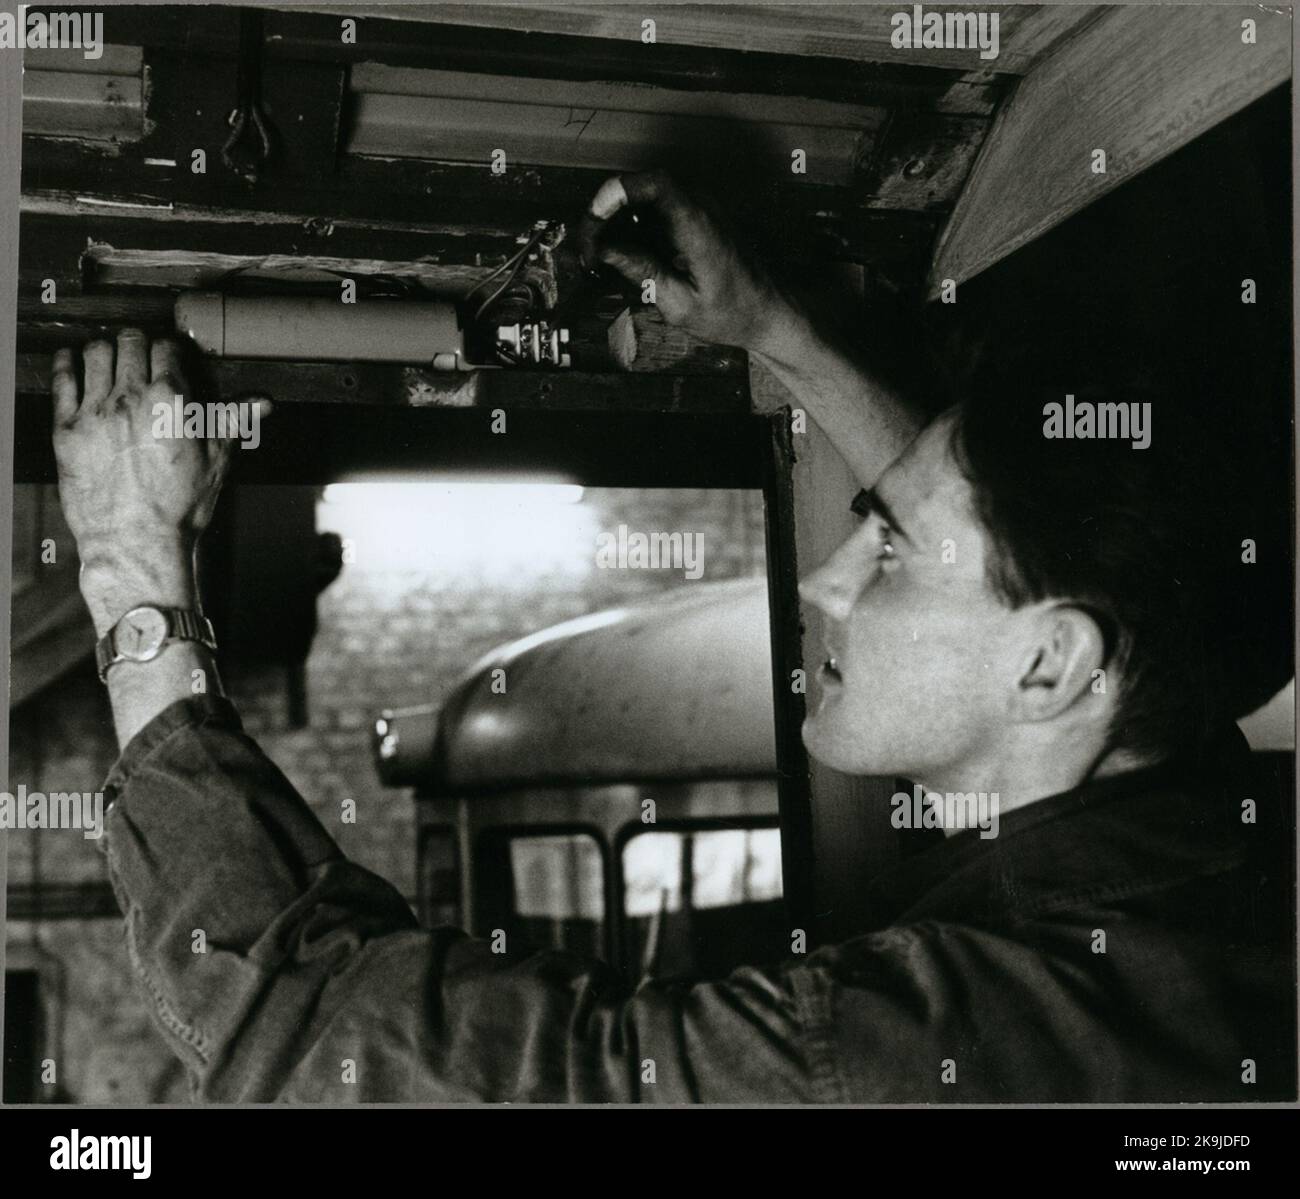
(46, 327, 827, 1103)
(579, 170, 924, 487)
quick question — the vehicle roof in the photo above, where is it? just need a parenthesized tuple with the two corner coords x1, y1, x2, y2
(417, 576, 777, 791)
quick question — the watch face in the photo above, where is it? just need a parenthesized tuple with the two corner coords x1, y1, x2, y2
(117, 606, 169, 662)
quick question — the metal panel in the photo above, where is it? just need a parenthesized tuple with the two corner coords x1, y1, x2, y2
(21, 44, 143, 75)
(351, 63, 890, 128)
(22, 63, 142, 141)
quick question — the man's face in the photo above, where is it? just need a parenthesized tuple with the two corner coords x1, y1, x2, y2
(799, 409, 1016, 783)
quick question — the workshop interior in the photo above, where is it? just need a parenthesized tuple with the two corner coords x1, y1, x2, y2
(3, 4, 1295, 1102)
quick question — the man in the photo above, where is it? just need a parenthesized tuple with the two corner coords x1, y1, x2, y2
(52, 171, 1293, 1102)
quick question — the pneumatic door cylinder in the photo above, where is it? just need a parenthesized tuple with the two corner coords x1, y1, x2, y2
(174, 293, 570, 371)
(173, 221, 571, 371)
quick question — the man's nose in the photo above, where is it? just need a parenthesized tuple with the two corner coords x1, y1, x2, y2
(798, 544, 860, 623)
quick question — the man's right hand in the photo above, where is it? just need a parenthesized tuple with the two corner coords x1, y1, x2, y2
(579, 170, 799, 356)
(579, 171, 921, 488)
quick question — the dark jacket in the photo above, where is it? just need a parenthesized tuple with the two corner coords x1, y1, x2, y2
(100, 695, 1295, 1102)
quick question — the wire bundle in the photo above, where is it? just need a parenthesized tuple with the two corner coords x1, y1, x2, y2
(463, 226, 550, 322)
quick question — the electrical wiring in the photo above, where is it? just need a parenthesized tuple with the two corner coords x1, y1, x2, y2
(462, 242, 531, 304)
(474, 268, 532, 320)
(464, 226, 549, 321)
(206, 220, 556, 319)
(473, 272, 539, 323)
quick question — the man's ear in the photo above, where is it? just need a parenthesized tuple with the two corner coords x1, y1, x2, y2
(1007, 604, 1108, 723)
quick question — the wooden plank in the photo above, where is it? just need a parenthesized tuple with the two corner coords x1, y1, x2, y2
(17, 202, 527, 290)
(262, 6, 986, 103)
(14, 352, 751, 418)
(930, 4, 1292, 295)
(992, 3, 1109, 69)
(761, 411, 819, 939)
(22, 137, 939, 269)
(13, 390, 771, 490)
(861, 111, 989, 211)
(87, 5, 990, 110)
(81, 248, 499, 298)
(264, 4, 1103, 75)
(750, 356, 902, 945)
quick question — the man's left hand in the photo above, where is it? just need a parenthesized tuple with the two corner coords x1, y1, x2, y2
(51, 329, 231, 635)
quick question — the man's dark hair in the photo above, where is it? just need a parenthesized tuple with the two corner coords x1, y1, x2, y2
(950, 382, 1292, 762)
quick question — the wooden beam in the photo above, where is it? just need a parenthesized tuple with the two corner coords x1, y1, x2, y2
(861, 111, 989, 212)
(15, 350, 750, 413)
(16, 202, 530, 298)
(750, 358, 903, 946)
(22, 136, 939, 269)
(929, 4, 1291, 295)
(261, 4, 1103, 76)
(761, 411, 819, 938)
(13, 388, 770, 490)
(91, 4, 991, 107)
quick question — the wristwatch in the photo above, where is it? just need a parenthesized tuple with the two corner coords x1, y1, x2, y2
(95, 605, 218, 683)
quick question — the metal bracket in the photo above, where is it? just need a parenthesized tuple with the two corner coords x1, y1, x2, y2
(221, 10, 275, 184)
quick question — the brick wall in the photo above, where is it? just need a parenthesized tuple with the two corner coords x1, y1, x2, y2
(5, 484, 766, 1102)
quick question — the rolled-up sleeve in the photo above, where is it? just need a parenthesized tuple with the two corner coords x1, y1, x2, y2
(100, 696, 831, 1103)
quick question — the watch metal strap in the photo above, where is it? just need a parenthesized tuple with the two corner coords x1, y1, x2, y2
(95, 607, 218, 684)
(168, 609, 217, 646)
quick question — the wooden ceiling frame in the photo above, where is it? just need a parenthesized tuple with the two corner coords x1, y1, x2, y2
(930, 3, 1292, 295)
(17, 5, 1005, 270)
(249, 4, 1108, 77)
(16, 2, 1018, 421)
(17, 5, 1291, 401)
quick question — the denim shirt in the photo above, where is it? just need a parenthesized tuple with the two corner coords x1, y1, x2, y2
(99, 695, 1295, 1103)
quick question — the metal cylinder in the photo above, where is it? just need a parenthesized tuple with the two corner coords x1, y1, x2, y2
(174, 293, 467, 367)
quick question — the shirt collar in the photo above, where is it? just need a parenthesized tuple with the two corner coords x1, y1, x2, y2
(858, 725, 1255, 931)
